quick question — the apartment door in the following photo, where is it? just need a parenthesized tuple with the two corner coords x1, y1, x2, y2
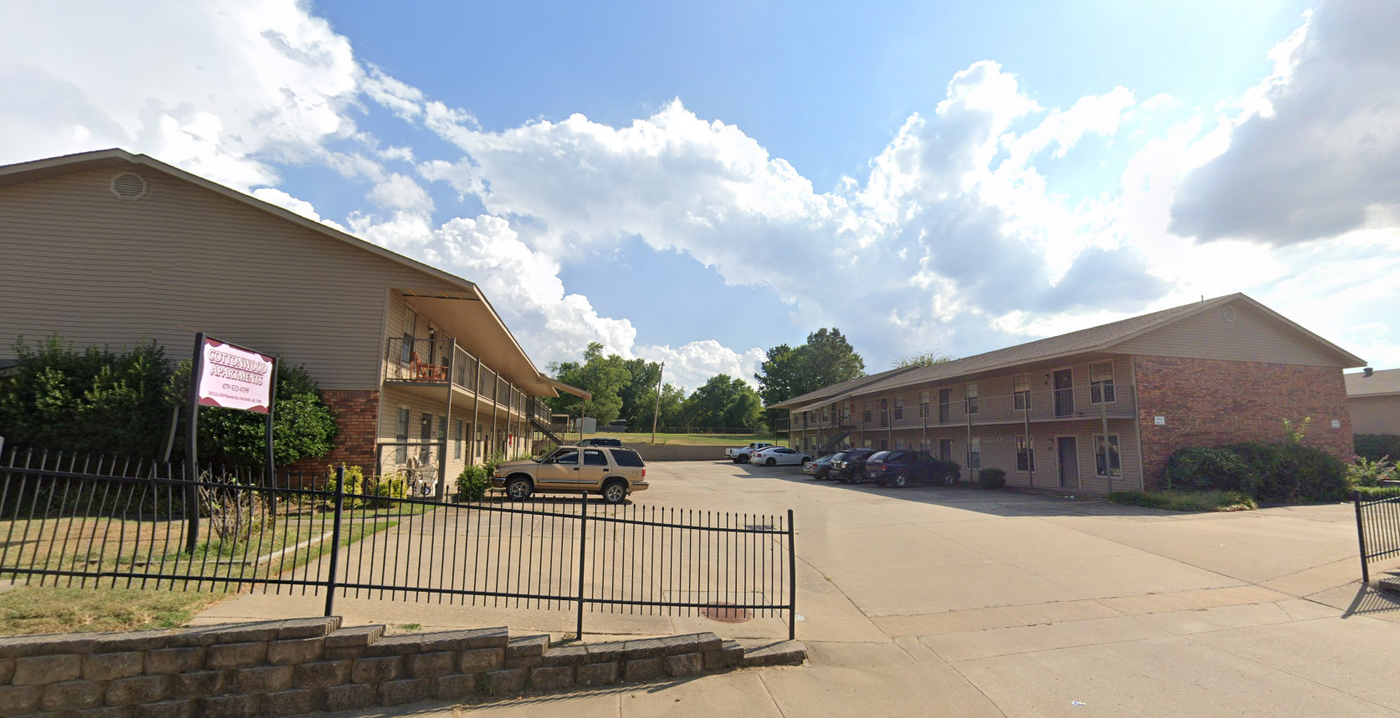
(938, 389, 951, 423)
(419, 412, 433, 463)
(879, 399, 888, 427)
(1057, 437, 1079, 488)
(939, 438, 953, 462)
(1053, 369, 1074, 417)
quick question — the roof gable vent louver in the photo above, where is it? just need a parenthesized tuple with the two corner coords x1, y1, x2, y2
(110, 172, 148, 201)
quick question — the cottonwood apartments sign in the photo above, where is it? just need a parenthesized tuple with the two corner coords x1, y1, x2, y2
(197, 338, 275, 413)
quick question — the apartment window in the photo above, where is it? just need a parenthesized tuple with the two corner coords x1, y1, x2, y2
(863, 401, 872, 423)
(968, 437, 981, 469)
(1094, 434, 1122, 477)
(401, 308, 418, 364)
(965, 383, 980, 415)
(893, 395, 904, 421)
(894, 438, 906, 450)
(1014, 375, 1030, 411)
(822, 407, 830, 423)
(843, 403, 852, 420)
(1016, 437, 1035, 472)
(395, 407, 410, 463)
(1090, 361, 1116, 404)
(938, 388, 951, 423)
(454, 420, 464, 459)
(919, 390, 930, 418)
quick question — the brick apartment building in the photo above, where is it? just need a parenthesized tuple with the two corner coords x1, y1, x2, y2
(772, 295, 1364, 492)
(0, 149, 586, 489)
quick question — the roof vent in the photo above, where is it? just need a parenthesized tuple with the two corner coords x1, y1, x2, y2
(1221, 304, 1237, 322)
(110, 172, 148, 201)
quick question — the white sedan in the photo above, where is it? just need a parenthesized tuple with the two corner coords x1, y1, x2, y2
(750, 446, 812, 466)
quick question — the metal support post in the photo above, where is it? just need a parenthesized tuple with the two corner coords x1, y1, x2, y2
(1354, 491, 1370, 585)
(324, 465, 346, 617)
(787, 508, 797, 641)
(184, 332, 205, 555)
(576, 491, 589, 638)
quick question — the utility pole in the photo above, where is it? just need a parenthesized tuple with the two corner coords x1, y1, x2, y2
(651, 362, 665, 444)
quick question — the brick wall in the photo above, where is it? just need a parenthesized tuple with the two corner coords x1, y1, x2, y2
(289, 390, 379, 476)
(1134, 355, 1353, 488)
(0, 618, 803, 716)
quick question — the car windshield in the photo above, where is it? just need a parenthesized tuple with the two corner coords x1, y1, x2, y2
(869, 451, 890, 461)
(831, 453, 846, 462)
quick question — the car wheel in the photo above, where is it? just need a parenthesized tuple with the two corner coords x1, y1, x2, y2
(602, 480, 628, 504)
(738, 454, 749, 463)
(941, 471, 957, 486)
(892, 472, 908, 489)
(766, 457, 777, 467)
(505, 476, 533, 501)
(851, 469, 865, 485)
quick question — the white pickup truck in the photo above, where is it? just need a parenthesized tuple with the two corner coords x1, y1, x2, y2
(725, 441, 775, 463)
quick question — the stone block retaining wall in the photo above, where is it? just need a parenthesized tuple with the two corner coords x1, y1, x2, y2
(0, 617, 805, 717)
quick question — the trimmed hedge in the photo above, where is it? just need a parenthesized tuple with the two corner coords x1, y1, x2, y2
(456, 465, 490, 501)
(1164, 442, 1348, 503)
(977, 467, 1007, 489)
(1355, 434, 1400, 462)
(1109, 490, 1257, 512)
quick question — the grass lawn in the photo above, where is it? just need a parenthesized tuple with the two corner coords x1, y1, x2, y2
(1109, 490, 1258, 512)
(588, 432, 780, 447)
(0, 502, 425, 636)
(0, 585, 228, 636)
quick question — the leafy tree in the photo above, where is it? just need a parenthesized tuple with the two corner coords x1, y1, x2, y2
(655, 383, 688, 428)
(545, 342, 629, 426)
(0, 336, 172, 457)
(618, 357, 665, 429)
(754, 328, 866, 427)
(682, 375, 763, 429)
(168, 361, 338, 467)
(892, 351, 954, 368)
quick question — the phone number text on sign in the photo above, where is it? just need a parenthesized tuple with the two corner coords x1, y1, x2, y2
(197, 338, 274, 413)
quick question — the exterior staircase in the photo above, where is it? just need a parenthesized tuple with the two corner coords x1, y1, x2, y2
(530, 415, 568, 447)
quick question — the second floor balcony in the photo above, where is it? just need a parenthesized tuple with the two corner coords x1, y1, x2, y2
(384, 337, 552, 424)
(846, 383, 1138, 431)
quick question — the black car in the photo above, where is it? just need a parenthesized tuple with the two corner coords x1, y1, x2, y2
(867, 450, 962, 488)
(802, 453, 844, 480)
(832, 448, 878, 484)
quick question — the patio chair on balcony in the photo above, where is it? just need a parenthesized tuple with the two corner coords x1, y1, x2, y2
(408, 351, 448, 381)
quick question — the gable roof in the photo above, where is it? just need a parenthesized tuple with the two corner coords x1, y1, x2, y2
(774, 293, 1364, 408)
(768, 365, 920, 411)
(1346, 368, 1400, 398)
(0, 148, 585, 398)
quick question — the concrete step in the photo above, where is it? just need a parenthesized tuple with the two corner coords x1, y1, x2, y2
(1378, 577, 1400, 594)
(738, 639, 808, 667)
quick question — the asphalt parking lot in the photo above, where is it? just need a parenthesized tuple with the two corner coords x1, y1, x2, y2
(200, 460, 1400, 717)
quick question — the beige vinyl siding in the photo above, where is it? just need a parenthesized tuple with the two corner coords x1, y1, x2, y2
(0, 169, 462, 388)
(1113, 300, 1345, 367)
(1349, 395, 1400, 435)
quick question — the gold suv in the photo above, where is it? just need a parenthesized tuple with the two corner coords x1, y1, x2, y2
(492, 445, 649, 504)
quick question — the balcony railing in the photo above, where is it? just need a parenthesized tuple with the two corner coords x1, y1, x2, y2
(848, 384, 1138, 430)
(384, 337, 553, 421)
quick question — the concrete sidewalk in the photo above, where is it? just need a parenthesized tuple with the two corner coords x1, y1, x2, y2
(198, 461, 1400, 716)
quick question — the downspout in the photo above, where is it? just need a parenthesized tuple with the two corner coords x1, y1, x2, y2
(1025, 394, 1032, 489)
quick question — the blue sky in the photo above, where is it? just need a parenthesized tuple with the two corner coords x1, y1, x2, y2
(2, 0, 1396, 390)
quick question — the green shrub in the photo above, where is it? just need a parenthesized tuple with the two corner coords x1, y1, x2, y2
(1109, 490, 1257, 512)
(456, 465, 490, 502)
(1355, 434, 1400, 462)
(1346, 456, 1395, 487)
(333, 465, 406, 508)
(1225, 441, 1348, 503)
(977, 467, 1007, 489)
(170, 361, 337, 467)
(1354, 485, 1400, 500)
(1164, 442, 1348, 503)
(0, 336, 172, 457)
(1165, 447, 1255, 492)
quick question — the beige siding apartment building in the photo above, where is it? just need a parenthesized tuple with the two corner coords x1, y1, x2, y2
(1346, 368, 1400, 435)
(0, 149, 585, 486)
(773, 295, 1364, 493)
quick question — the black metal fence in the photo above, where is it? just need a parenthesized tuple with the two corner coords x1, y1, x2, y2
(1353, 489, 1400, 584)
(0, 444, 797, 638)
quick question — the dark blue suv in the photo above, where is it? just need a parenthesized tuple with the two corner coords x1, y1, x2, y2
(867, 450, 962, 488)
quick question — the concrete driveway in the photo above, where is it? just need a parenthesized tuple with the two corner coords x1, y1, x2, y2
(198, 461, 1400, 717)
